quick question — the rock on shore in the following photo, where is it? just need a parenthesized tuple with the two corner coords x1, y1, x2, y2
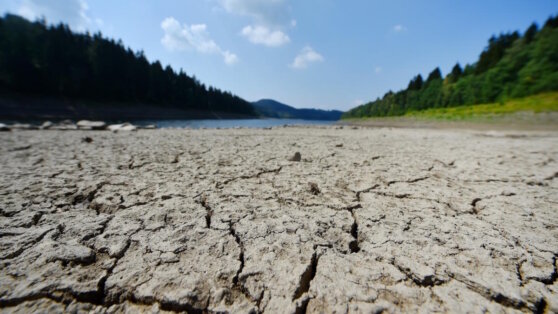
(107, 123, 137, 132)
(77, 120, 107, 130)
(0, 121, 150, 132)
(0, 126, 557, 313)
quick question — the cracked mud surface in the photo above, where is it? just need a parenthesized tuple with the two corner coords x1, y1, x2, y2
(1, 126, 557, 313)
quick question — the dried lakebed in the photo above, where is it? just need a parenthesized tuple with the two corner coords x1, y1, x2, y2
(0, 126, 557, 313)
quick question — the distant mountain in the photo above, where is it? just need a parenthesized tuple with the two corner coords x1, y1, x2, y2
(253, 99, 343, 120)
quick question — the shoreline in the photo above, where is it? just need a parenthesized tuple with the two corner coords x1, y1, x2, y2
(0, 95, 257, 121)
(340, 111, 558, 131)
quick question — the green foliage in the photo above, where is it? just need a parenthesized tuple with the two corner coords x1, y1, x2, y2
(407, 75, 423, 90)
(342, 14, 558, 119)
(0, 14, 255, 115)
(426, 67, 442, 83)
(446, 63, 463, 84)
(475, 32, 520, 75)
(404, 92, 558, 120)
(524, 23, 538, 43)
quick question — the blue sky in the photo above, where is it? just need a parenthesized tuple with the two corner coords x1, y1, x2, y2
(1, 0, 557, 110)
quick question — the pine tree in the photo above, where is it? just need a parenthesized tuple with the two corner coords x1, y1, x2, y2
(426, 67, 442, 83)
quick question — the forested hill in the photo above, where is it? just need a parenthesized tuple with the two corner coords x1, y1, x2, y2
(0, 14, 255, 118)
(343, 14, 558, 119)
(253, 99, 343, 120)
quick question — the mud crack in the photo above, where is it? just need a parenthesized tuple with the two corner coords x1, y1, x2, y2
(218, 166, 282, 187)
(345, 204, 362, 253)
(354, 184, 379, 202)
(292, 251, 319, 314)
(386, 176, 429, 186)
(538, 255, 557, 285)
(293, 251, 319, 300)
(450, 274, 531, 311)
(392, 259, 445, 287)
(197, 194, 213, 229)
(228, 222, 255, 308)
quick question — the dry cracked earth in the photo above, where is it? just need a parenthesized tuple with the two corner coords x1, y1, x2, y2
(0, 126, 557, 313)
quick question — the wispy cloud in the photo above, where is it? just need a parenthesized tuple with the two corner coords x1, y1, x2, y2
(393, 24, 407, 32)
(14, 0, 93, 31)
(161, 17, 238, 65)
(375, 66, 382, 74)
(241, 25, 290, 47)
(290, 46, 324, 69)
(219, 0, 293, 47)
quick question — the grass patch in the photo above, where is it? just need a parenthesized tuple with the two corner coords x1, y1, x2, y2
(404, 92, 558, 121)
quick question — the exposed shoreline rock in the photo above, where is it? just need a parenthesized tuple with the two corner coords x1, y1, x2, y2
(0, 126, 556, 313)
(77, 120, 107, 130)
(1, 120, 152, 131)
(107, 123, 136, 132)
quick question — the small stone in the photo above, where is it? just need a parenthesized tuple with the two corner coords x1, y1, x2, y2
(289, 152, 301, 162)
(51, 120, 77, 130)
(0, 123, 11, 131)
(11, 123, 37, 130)
(108, 123, 137, 132)
(309, 182, 321, 195)
(40, 121, 53, 129)
(82, 136, 93, 143)
(335, 144, 343, 148)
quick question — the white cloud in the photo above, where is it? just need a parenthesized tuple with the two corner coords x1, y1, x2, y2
(241, 25, 290, 47)
(393, 24, 407, 32)
(222, 50, 239, 65)
(290, 46, 324, 69)
(161, 17, 238, 65)
(375, 66, 382, 74)
(13, 0, 92, 31)
(354, 99, 364, 106)
(219, 0, 293, 47)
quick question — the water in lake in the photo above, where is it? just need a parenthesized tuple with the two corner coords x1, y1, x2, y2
(134, 119, 336, 129)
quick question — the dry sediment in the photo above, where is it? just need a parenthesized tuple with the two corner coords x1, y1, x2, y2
(0, 126, 557, 313)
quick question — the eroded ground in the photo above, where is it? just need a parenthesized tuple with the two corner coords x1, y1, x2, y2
(0, 126, 557, 313)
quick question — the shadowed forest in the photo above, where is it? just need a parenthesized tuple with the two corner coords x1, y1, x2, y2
(0, 14, 255, 116)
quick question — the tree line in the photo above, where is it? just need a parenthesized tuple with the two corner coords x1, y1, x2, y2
(0, 14, 255, 116)
(343, 15, 558, 118)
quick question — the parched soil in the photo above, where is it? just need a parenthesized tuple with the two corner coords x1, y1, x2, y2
(0, 126, 557, 313)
